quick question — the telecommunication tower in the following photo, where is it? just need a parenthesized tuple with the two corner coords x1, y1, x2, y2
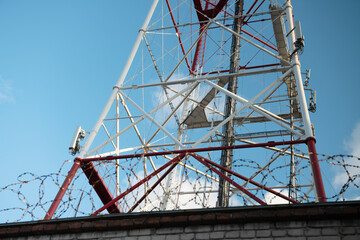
(45, 0, 325, 219)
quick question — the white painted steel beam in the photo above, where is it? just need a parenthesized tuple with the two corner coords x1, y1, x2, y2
(204, 69, 302, 135)
(145, 82, 199, 145)
(284, 2, 313, 138)
(192, 69, 295, 148)
(101, 123, 117, 150)
(119, 90, 186, 149)
(213, 19, 291, 65)
(118, 93, 145, 146)
(87, 81, 195, 156)
(206, 79, 303, 138)
(118, 66, 290, 90)
(164, 21, 212, 82)
(79, 0, 159, 158)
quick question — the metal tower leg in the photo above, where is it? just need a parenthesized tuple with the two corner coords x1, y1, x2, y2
(44, 160, 81, 220)
(284, 1, 326, 202)
(44, 0, 160, 220)
(79, 0, 159, 160)
(307, 137, 327, 202)
(218, 0, 244, 208)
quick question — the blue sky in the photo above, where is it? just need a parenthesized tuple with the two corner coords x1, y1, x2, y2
(0, 0, 359, 221)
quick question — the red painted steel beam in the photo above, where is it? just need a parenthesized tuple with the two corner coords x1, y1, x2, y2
(242, 0, 259, 24)
(81, 162, 121, 214)
(306, 137, 327, 202)
(191, 0, 277, 73)
(241, 29, 278, 52)
(242, 0, 266, 25)
(193, 0, 229, 21)
(165, 0, 192, 73)
(202, 0, 234, 18)
(44, 159, 81, 220)
(91, 153, 186, 216)
(191, 23, 206, 73)
(191, 153, 266, 205)
(191, 1, 231, 74)
(191, 152, 298, 203)
(200, 22, 209, 69)
(128, 157, 181, 213)
(80, 139, 307, 163)
(200, 0, 277, 52)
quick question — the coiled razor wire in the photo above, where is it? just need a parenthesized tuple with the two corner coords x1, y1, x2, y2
(0, 153, 359, 223)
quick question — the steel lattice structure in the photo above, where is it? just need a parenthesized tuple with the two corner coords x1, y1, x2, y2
(45, 0, 326, 220)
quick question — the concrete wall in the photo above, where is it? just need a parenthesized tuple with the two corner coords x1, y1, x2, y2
(0, 201, 359, 239)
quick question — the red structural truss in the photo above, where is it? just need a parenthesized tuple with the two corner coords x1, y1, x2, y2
(44, 138, 326, 220)
(165, 0, 192, 73)
(91, 153, 187, 216)
(193, 0, 229, 21)
(190, 152, 298, 204)
(80, 162, 120, 214)
(167, 0, 274, 75)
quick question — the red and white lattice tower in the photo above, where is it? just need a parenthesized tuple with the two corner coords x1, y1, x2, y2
(45, 0, 326, 219)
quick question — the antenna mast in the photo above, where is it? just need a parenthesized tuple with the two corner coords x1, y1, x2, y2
(218, 0, 244, 207)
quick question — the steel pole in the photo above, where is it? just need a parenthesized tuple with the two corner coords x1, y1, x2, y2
(44, 159, 81, 220)
(45, 0, 160, 220)
(219, 0, 244, 207)
(307, 137, 326, 202)
(284, 1, 326, 202)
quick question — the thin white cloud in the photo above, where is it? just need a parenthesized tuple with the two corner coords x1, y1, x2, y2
(152, 72, 226, 131)
(264, 188, 290, 205)
(117, 165, 219, 211)
(152, 72, 187, 129)
(0, 77, 15, 104)
(333, 122, 360, 199)
(345, 121, 360, 157)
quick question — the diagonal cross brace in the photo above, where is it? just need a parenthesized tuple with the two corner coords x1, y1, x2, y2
(190, 153, 266, 205)
(44, 158, 121, 219)
(81, 162, 121, 214)
(128, 155, 182, 213)
(193, 0, 229, 21)
(87, 82, 197, 157)
(91, 153, 186, 216)
(191, 152, 298, 204)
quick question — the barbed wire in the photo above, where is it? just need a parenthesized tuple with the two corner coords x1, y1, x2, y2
(0, 153, 359, 223)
